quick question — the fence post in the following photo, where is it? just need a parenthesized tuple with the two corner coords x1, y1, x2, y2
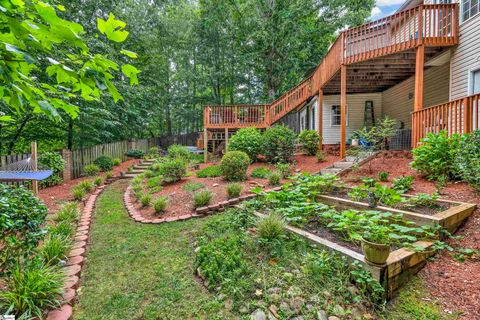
(62, 149, 72, 182)
(127, 139, 135, 151)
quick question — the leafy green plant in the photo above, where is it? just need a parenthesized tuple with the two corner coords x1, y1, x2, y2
(275, 163, 292, 178)
(183, 182, 205, 192)
(411, 131, 460, 181)
(0, 185, 48, 272)
(0, 263, 64, 319)
(167, 144, 190, 160)
(298, 130, 320, 155)
(49, 221, 75, 239)
(316, 150, 327, 162)
(294, 174, 344, 196)
(78, 180, 95, 192)
(226, 183, 242, 199)
(407, 192, 439, 208)
(158, 158, 186, 183)
(83, 164, 101, 176)
(40, 234, 71, 265)
(94, 176, 103, 186)
(251, 167, 271, 179)
(125, 149, 145, 159)
(220, 151, 250, 181)
(93, 155, 114, 172)
(268, 171, 282, 186)
(38, 152, 65, 188)
(197, 165, 222, 178)
(349, 180, 403, 207)
(146, 176, 163, 189)
(112, 158, 122, 166)
(378, 172, 389, 182)
(263, 125, 297, 163)
(140, 193, 152, 207)
(256, 212, 285, 242)
(228, 127, 264, 162)
(455, 130, 480, 190)
(72, 186, 86, 201)
(153, 196, 168, 214)
(392, 176, 414, 194)
(193, 190, 213, 208)
(51, 202, 79, 224)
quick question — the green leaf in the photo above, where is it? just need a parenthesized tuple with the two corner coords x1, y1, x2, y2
(120, 49, 138, 58)
(121, 64, 140, 85)
(97, 13, 129, 43)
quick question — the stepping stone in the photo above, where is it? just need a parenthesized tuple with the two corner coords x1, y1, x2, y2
(75, 230, 88, 237)
(64, 276, 79, 289)
(63, 288, 76, 304)
(74, 235, 88, 242)
(196, 206, 209, 214)
(72, 241, 86, 250)
(68, 248, 85, 258)
(77, 225, 89, 232)
(67, 255, 84, 266)
(65, 264, 81, 277)
(46, 304, 72, 320)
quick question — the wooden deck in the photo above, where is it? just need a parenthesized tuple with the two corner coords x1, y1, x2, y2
(204, 4, 461, 153)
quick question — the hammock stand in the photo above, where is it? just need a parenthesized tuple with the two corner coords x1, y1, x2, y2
(0, 142, 52, 195)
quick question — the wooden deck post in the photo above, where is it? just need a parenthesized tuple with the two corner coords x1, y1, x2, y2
(224, 128, 229, 153)
(340, 65, 347, 159)
(203, 129, 208, 163)
(318, 89, 323, 151)
(31, 141, 38, 195)
(414, 45, 425, 112)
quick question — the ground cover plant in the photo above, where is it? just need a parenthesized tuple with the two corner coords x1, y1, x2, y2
(197, 165, 222, 178)
(251, 167, 272, 179)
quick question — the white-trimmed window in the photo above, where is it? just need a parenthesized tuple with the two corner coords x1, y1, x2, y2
(461, 0, 480, 23)
(470, 68, 480, 95)
(330, 105, 347, 126)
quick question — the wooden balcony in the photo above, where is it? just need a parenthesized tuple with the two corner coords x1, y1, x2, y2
(412, 93, 480, 146)
(203, 4, 459, 136)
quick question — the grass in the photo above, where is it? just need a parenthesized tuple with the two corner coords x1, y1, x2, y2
(196, 165, 221, 178)
(182, 181, 205, 192)
(250, 167, 271, 179)
(73, 180, 233, 320)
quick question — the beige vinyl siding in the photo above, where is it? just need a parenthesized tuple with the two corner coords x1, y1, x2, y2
(450, 14, 480, 99)
(382, 63, 450, 128)
(321, 93, 382, 144)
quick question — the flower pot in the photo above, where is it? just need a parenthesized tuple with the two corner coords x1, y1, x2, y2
(361, 238, 390, 265)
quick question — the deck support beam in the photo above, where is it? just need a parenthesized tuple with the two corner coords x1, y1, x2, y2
(203, 128, 208, 163)
(340, 65, 347, 159)
(224, 128, 229, 153)
(31, 141, 38, 195)
(414, 45, 425, 112)
(318, 89, 323, 151)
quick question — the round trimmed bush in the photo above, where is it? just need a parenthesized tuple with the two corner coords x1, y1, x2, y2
(298, 130, 320, 156)
(220, 151, 250, 181)
(167, 144, 190, 160)
(228, 128, 264, 162)
(94, 155, 114, 172)
(263, 125, 297, 163)
(159, 158, 186, 183)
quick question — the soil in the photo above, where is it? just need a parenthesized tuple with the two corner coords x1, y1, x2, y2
(304, 221, 363, 254)
(134, 154, 340, 219)
(342, 152, 480, 319)
(38, 159, 139, 213)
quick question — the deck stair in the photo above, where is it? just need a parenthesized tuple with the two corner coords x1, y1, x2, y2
(320, 152, 377, 176)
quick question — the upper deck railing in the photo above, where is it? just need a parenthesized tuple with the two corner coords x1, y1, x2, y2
(204, 3, 459, 129)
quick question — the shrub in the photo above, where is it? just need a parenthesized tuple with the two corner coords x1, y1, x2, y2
(298, 130, 320, 156)
(153, 196, 168, 214)
(183, 182, 205, 192)
(228, 127, 264, 161)
(275, 163, 292, 179)
(193, 189, 213, 208)
(49, 221, 75, 239)
(378, 172, 389, 182)
(38, 152, 65, 187)
(0, 185, 47, 272)
(71, 186, 86, 201)
(251, 167, 271, 179)
(40, 234, 71, 265)
(158, 158, 186, 183)
(392, 176, 414, 194)
(220, 151, 250, 181)
(52, 202, 79, 224)
(112, 158, 122, 166)
(227, 183, 242, 199)
(78, 180, 94, 192)
(197, 165, 222, 178)
(168, 144, 190, 160)
(455, 130, 480, 190)
(140, 193, 151, 207)
(0, 263, 64, 319)
(407, 192, 439, 208)
(125, 149, 145, 158)
(148, 146, 160, 156)
(257, 212, 285, 242)
(93, 155, 114, 172)
(263, 125, 297, 163)
(93, 176, 103, 186)
(146, 176, 163, 189)
(143, 169, 155, 178)
(316, 150, 327, 162)
(411, 131, 460, 181)
(268, 171, 282, 186)
(194, 236, 246, 288)
(83, 164, 100, 176)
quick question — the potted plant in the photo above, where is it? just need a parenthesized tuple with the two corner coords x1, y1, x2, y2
(361, 225, 391, 265)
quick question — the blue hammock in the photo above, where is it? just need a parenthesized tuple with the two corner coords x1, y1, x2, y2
(0, 157, 53, 181)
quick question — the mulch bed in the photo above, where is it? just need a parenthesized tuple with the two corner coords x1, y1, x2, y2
(133, 154, 339, 219)
(342, 152, 480, 319)
(38, 159, 139, 213)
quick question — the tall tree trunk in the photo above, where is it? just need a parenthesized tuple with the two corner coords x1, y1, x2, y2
(67, 117, 74, 150)
(8, 114, 32, 154)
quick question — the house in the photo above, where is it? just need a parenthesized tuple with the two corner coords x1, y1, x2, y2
(202, 0, 480, 161)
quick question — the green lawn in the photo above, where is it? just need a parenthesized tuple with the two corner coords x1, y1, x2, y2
(74, 180, 455, 320)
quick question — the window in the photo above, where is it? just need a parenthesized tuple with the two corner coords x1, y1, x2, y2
(471, 68, 480, 95)
(331, 105, 347, 126)
(311, 107, 315, 130)
(461, 0, 479, 23)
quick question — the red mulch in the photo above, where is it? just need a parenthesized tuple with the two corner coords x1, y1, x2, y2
(343, 152, 480, 318)
(134, 154, 340, 219)
(38, 159, 139, 213)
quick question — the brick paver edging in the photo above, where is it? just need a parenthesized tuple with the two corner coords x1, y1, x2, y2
(123, 185, 283, 224)
(46, 186, 106, 320)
